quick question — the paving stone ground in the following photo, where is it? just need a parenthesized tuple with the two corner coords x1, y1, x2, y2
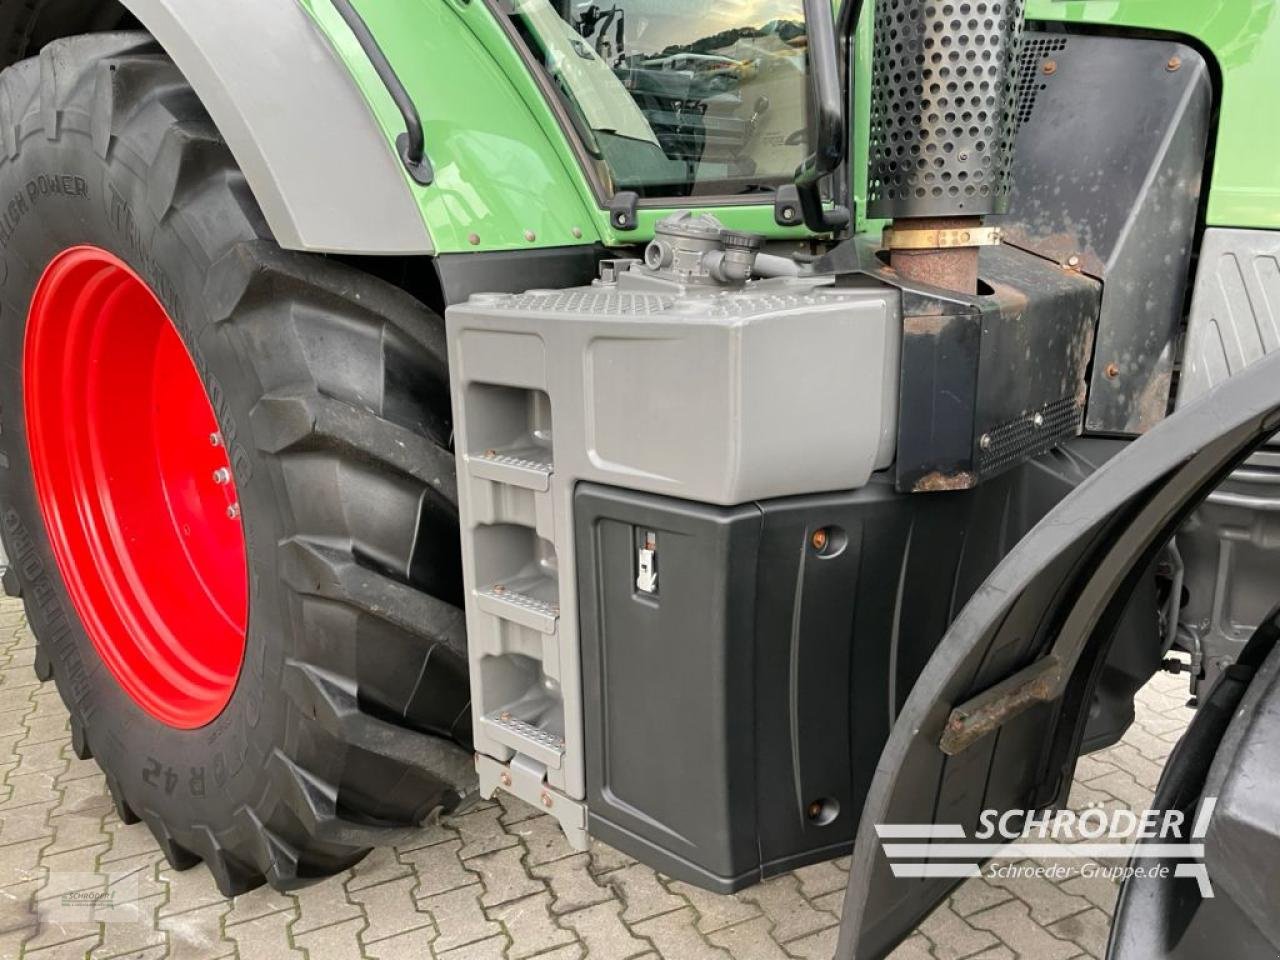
(0, 597, 1194, 959)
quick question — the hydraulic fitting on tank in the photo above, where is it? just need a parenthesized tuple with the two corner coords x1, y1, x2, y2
(867, 0, 1027, 293)
(642, 212, 762, 285)
(638, 212, 797, 288)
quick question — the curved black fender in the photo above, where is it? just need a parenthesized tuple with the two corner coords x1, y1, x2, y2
(835, 349, 1280, 959)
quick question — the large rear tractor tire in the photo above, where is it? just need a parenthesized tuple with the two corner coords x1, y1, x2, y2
(0, 33, 473, 894)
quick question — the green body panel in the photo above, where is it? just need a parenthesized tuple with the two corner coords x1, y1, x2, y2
(1023, 0, 1280, 230)
(300, 0, 811, 254)
(306, 0, 1278, 253)
(854, 0, 1280, 232)
(299, 0, 600, 253)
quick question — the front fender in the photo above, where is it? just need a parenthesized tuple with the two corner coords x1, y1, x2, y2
(836, 349, 1280, 959)
(119, 0, 434, 254)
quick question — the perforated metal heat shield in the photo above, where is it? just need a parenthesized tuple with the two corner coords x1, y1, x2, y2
(867, 0, 1027, 220)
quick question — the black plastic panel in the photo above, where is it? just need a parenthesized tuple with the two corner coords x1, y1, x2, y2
(576, 494, 762, 887)
(576, 438, 1125, 892)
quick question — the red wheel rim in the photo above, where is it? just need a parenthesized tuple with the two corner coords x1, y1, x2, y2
(24, 247, 248, 729)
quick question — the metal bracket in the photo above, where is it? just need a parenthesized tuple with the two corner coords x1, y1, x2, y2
(939, 654, 1065, 755)
(774, 184, 802, 227)
(608, 191, 639, 231)
(476, 753, 588, 850)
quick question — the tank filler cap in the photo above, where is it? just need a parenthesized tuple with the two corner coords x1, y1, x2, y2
(720, 229, 765, 253)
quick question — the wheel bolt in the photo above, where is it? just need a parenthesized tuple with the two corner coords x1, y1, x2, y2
(226, 503, 240, 519)
(212, 468, 231, 485)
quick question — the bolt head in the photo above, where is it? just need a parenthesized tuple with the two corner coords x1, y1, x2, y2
(1067, 254, 1081, 268)
(540, 792, 553, 809)
(524, 230, 536, 243)
(782, 207, 796, 222)
(500, 772, 512, 787)
(1167, 55, 1182, 72)
(209, 432, 223, 446)
(212, 468, 231, 485)
(1105, 362, 1121, 380)
(572, 226, 583, 239)
(226, 504, 240, 519)
(468, 233, 481, 246)
(616, 213, 628, 226)
(1032, 413, 1045, 428)
(810, 528, 828, 552)
(979, 433, 992, 451)
(1042, 59, 1057, 76)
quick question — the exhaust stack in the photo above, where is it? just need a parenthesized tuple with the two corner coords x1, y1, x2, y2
(867, 0, 1026, 293)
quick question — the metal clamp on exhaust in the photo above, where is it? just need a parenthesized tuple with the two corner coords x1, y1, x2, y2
(882, 224, 1004, 250)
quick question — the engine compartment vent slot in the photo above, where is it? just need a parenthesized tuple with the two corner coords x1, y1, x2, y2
(977, 394, 1083, 476)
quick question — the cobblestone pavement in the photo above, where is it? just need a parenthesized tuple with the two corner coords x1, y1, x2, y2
(0, 597, 1194, 959)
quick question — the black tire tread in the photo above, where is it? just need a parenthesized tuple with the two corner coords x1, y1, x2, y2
(251, 388, 458, 504)
(4, 31, 471, 894)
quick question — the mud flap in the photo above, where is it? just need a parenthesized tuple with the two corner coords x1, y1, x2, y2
(834, 351, 1280, 959)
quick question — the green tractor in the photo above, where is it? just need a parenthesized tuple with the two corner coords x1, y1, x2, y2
(0, 0, 1277, 956)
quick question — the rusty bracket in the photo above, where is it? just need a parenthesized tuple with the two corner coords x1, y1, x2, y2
(939, 654, 1067, 755)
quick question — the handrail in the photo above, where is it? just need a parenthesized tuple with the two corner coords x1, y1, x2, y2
(795, 0, 853, 233)
(328, 0, 434, 185)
